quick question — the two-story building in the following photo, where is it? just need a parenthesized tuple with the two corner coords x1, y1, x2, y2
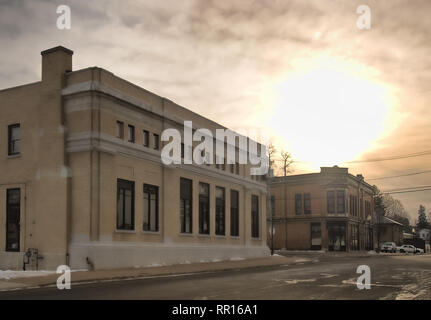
(268, 166, 376, 251)
(0, 46, 269, 270)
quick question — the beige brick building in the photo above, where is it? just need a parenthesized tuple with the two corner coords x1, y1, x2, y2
(268, 166, 377, 252)
(0, 46, 269, 270)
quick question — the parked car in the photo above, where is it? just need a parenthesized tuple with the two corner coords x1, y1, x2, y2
(380, 242, 397, 253)
(399, 245, 416, 253)
(415, 248, 424, 254)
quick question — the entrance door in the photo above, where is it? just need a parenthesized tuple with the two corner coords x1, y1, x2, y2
(311, 223, 322, 250)
(6, 189, 20, 252)
(328, 222, 346, 251)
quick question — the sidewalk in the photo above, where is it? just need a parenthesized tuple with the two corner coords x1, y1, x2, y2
(0, 255, 298, 291)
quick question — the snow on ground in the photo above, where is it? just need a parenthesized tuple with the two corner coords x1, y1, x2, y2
(0, 270, 55, 280)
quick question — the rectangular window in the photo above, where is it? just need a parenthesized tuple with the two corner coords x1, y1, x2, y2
(304, 193, 311, 214)
(327, 191, 335, 214)
(143, 184, 158, 232)
(215, 187, 225, 235)
(128, 125, 135, 143)
(181, 143, 185, 159)
(350, 223, 359, 251)
(295, 194, 302, 215)
(235, 162, 240, 175)
(199, 182, 210, 235)
(311, 223, 322, 250)
(180, 178, 193, 233)
(230, 190, 239, 237)
(6, 189, 20, 252)
(117, 179, 135, 230)
(337, 190, 345, 213)
(8, 124, 20, 156)
(153, 133, 159, 150)
(143, 130, 149, 147)
(230, 164, 234, 174)
(116, 121, 124, 139)
(251, 195, 259, 238)
(270, 195, 275, 217)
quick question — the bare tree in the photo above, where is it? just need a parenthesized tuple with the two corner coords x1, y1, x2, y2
(267, 143, 276, 175)
(280, 150, 293, 176)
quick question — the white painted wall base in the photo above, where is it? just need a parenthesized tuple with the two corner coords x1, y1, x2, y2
(69, 241, 270, 270)
(0, 251, 65, 271)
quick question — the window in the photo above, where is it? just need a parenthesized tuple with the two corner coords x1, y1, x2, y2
(230, 190, 239, 237)
(235, 162, 240, 175)
(143, 130, 149, 147)
(8, 124, 20, 156)
(310, 223, 321, 250)
(251, 195, 259, 238)
(230, 164, 234, 174)
(337, 191, 345, 213)
(116, 121, 124, 139)
(327, 191, 335, 214)
(295, 194, 302, 215)
(180, 178, 192, 233)
(215, 187, 225, 235)
(365, 200, 371, 218)
(6, 189, 20, 252)
(199, 182, 210, 235)
(304, 193, 311, 214)
(128, 125, 135, 143)
(270, 195, 275, 217)
(153, 133, 159, 150)
(117, 179, 135, 230)
(350, 223, 359, 251)
(181, 143, 185, 158)
(143, 184, 158, 232)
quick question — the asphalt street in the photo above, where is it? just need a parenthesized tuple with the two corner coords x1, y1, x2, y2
(1, 254, 430, 300)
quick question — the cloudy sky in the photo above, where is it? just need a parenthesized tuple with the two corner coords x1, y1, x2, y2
(1, 0, 430, 220)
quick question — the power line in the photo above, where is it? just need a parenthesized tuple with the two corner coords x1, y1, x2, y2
(271, 149, 431, 165)
(367, 169, 431, 181)
(345, 150, 431, 164)
(383, 187, 431, 195)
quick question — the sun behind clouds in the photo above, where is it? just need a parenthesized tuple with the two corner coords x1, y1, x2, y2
(269, 55, 400, 171)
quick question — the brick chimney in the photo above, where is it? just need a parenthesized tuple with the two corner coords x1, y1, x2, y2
(41, 46, 73, 87)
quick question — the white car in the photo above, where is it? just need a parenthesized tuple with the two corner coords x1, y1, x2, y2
(415, 248, 424, 254)
(380, 242, 397, 253)
(399, 245, 416, 253)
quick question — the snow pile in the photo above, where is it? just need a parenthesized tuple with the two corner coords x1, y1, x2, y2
(0, 270, 55, 280)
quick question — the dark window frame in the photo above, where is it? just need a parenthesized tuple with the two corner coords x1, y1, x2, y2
(251, 195, 259, 238)
(116, 121, 124, 139)
(8, 124, 21, 156)
(215, 186, 226, 236)
(6, 188, 20, 252)
(199, 182, 210, 235)
(143, 184, 159, 232)
(327, 191, 335, 213)
(230, 189, 239, 237)
(180, 178, 193, 234)
(128, 125, 135, 143)
(143, 130, 150, 147)
(153, 133, 159, 150)
(116, 179, 135, 231)
(304, 193, 311, 214)
(295, 194, 302, 215)
(336, 190, 345, 213)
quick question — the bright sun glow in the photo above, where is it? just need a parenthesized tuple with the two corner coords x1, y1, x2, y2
(269, 56, 397, 171)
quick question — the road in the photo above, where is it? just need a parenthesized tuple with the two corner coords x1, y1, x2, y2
(1, 254, 431, 300)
